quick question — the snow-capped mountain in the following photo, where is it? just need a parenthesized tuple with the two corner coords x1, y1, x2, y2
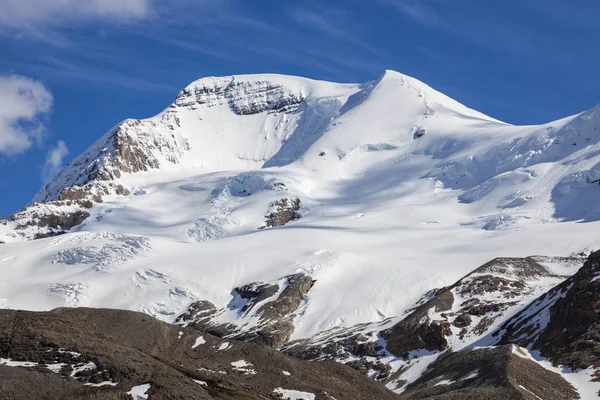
(2, 70, 600, 398)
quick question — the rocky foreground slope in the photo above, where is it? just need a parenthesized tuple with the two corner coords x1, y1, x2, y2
(0, 306, 582, 400)
(0, 307, 397, 400)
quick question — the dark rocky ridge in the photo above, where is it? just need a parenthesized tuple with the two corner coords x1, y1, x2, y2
(175, 273, 314, 348)
(285, 256, 580, 363)
(382, 256, 582, 356)
(498, 250, 600, 376)
(279, 255, 591, 395)
(403, 345, 578, 399)
(3, 201, 92, 240)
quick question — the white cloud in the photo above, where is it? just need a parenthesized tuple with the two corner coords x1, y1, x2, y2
(43, 140, 69, 183)
(0, 75, 53, 155)
(0, 0, 151, 30)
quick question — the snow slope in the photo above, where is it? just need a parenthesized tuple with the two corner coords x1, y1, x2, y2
(1, 70, 600, 345)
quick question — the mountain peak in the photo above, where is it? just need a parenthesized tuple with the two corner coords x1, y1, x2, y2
(1, 70, 598, 243)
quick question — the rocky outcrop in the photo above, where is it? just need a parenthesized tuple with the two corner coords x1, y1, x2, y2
(281, 255, 584, 391)
(383, 290, 454, 356)
(402, 345, 578, 399)
(263, 197, 301, 228)
(2, 115, 185, 242)
(248, 273, 314, 347)
(0, 307, 399, 400)
(498, 251, 600, 373)
(4, 201, 91, 240)
(174, 77, 305, 115)
(176, 273, 315, 348)
(383, 256, 582, 356)
(35, 117, 183, 205)
(283, 321, 393, 381)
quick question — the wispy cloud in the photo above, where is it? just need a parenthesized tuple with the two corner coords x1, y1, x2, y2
(43, 140, 69, 183)
(380, 0, 446, 28)
(291, 9, 348, 39)
(287, 6, 402, 68)
(378, 0, 563, 57)
(15, 56, 180, 93)
(0, 75, 53, 156)
(0, 0, 151, 31)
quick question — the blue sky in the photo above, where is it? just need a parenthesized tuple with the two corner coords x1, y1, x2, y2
(1, 0, 600, 215)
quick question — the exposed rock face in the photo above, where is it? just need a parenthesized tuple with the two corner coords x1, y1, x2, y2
(249, 273, 314, 347)
(281, 255, 584, 391)
(176, 273, 314, 348)
(58, 183, 129, 204)
(283, 322, 392, 381)
(498, 251, 600, 373)
(4, 201, 91, 240)
(264, 197, 301, 228)
(14, 207, 89, 230)
(0, 307, 399, 400)
(383, 291, 454, 356)
(174, 77, 305, 115)
(2, 115, 185, 242)
(35, 118, 183, 205)
(402, 345, 578, 400)
(380, 256, 581, 357)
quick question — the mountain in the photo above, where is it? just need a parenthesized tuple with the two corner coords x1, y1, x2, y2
(1, 70, 600, 398)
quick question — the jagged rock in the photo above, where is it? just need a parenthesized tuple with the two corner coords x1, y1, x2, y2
(269, 181, 288, 191)
(353, 341, 378, 358)
(453, 314, 471, 328)
(458, 275, 525, 298)
(255, 274, 313, 324)
(176, 273, 314, 348)
(175, 300, 219, 325)
(403, 345, 578, 399)
(499, 250, 600, 372)
(346, 358, 392, 381)
(4, 202, 91, 241)
(58, 186, 103, 203)
(23, 209, 89, 230)
(174, 300, 238, 338)
(383, 291, 454, 356)
(241, 273, 314, 347)
(233, 281, 279, 313)
(174, 77, 305, 115)
(264, 198, 301, 228)
(413, 128, 427, 138)
(35, 117, 181, 206)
